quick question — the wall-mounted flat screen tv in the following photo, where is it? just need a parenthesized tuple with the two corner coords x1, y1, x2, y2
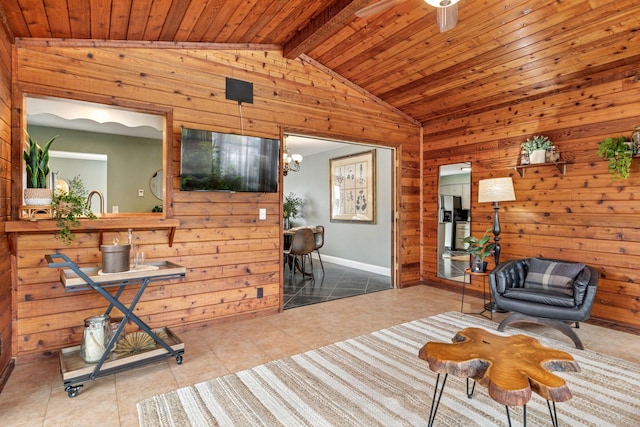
(180, 127, 280, 193)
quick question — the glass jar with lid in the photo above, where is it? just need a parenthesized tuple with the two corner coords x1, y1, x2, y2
(80, 314, 113, 363)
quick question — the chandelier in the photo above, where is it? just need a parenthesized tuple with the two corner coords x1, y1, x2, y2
(283, 141, 303, 176)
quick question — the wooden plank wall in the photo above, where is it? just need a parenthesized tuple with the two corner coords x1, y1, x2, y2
(0, 17, 13, 385)
(422, 75, 640, 328)
(9, 44, 421, 361)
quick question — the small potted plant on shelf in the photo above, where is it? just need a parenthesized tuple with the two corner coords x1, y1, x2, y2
(52, 175, 97, 245)
(23, 133, 57, 205)
(521, 135, 554, 164)
(597, 135, 634, 180)
(463, 228, 496, 273)
(283, 192, 303, 229)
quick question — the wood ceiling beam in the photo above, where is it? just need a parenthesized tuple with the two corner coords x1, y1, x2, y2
(283, 0, 370, 59)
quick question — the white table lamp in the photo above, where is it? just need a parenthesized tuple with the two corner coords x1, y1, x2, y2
(478, 177, 516, 265)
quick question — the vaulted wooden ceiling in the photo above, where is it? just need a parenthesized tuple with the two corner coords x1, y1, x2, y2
(1, 0, 638, 126)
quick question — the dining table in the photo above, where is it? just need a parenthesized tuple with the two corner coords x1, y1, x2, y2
(283, 225, 321, 237)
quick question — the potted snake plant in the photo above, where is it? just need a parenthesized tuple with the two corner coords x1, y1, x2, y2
(23, 133, 57, 205)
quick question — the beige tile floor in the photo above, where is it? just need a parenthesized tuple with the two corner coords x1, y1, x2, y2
(1, 285, 639, 426)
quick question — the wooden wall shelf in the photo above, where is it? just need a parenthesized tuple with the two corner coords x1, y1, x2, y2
(4, 217, 179, 254)
(513, 161, 568, 177)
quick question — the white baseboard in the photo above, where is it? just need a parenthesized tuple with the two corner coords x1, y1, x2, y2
(312, 253, 391, 277)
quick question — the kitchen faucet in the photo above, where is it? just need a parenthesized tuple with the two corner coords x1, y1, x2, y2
(87, 190, 105, 214)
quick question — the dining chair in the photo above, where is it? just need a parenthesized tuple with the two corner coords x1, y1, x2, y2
(313, 225, 325, 273)
(283, 228, 315, 277)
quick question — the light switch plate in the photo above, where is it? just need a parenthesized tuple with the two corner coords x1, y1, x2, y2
(259, 208, 266, 220)
(138, 189, 144, 197)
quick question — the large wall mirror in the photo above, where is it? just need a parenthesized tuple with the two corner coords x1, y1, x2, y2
(25, 96, 166, 215)
(437, 162, 471, 282)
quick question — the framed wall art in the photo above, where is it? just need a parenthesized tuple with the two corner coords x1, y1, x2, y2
(329, 150, 376, 223)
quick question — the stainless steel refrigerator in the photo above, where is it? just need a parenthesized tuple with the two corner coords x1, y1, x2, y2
(439, 195, 454, 249)
(440, 195, 466, 249)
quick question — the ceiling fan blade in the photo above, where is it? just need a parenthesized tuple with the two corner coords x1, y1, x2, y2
(355, 0, 407, 18)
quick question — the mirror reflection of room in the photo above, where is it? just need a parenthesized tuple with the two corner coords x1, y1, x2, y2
(26, 96, 164, 214)
(437, 162, 471, 282)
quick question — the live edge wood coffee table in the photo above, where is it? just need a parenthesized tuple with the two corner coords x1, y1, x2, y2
(418, 327, 580, 427)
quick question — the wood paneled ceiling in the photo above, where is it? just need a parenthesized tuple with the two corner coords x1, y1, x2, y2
(1, 0, 638, 126)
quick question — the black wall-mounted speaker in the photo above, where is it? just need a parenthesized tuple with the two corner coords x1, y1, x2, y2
(225, 77, 254, 104)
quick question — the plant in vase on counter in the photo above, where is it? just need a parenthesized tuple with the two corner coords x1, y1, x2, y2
(52, 175, 97, 244)
(463, 228, 496, 273)
(22, 133, 57, 205)
(283, 192, 304, 229)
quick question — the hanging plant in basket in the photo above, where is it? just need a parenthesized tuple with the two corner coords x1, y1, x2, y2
(597, 136, 634, 180)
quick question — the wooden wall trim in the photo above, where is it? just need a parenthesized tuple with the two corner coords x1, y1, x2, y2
(0, 23, 14, 381)
(15, 38, 281, 51)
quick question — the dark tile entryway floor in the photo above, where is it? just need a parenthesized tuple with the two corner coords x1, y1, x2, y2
(283, 259, 391, 309)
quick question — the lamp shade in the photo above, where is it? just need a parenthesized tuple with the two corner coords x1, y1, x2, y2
(425, 0, 459, 7)
(478, 177, 516, 203)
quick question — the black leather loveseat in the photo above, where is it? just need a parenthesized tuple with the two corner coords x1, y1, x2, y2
(489, 258, 599, 349)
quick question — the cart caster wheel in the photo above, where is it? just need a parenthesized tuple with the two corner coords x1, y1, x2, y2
(176, 355, 183, 365)
(66, 385, 83, 398)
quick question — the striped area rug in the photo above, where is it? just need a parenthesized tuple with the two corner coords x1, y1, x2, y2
(137, 312, 640, 426)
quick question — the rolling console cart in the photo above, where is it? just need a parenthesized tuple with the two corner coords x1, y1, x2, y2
(46, 253, 187, 397)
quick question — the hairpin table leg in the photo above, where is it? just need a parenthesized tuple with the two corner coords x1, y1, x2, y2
(427, 373, 448, 427)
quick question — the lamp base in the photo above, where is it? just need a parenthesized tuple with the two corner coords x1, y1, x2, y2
(493, 202, 501, 266)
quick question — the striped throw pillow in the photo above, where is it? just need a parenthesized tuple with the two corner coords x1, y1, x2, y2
(524, 258, 585, 296)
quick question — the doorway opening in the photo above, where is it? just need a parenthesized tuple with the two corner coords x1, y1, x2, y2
(282, 134, 395, 309)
